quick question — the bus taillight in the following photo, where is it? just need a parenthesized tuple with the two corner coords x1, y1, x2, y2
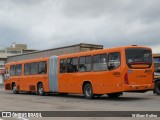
(124, 73, 129, 84)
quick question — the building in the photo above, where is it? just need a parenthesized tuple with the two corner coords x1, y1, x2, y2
(0, 43, 36, 83)
(7, 43, 103, 62)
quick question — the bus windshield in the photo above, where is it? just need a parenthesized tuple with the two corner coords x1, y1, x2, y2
(125, 48, 152, 68)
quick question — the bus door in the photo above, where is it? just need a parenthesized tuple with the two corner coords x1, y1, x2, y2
(67, 72, 80, 93)
(125, 48, 153, 85)
(58, 73, 68, 93)
(23, 63, 31, 91)
(12, 64, 22, 91)
(107, 52, 122, 92)
(58, 59, 68, 93)
(38, 61, 48, 91)
(66, 57, 80, 93)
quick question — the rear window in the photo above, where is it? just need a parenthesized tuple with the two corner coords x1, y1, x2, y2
(125, 48, 152, 68)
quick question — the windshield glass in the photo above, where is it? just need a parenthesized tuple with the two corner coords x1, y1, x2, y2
(125, 48, 152, 68)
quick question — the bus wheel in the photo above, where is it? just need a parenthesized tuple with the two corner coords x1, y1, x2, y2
(12, 83, 19, 94)
(83, 83, 94, 99)
(38, 83, 45, 96)
(107, 92, 122, 98)
(155, 81, 160, 95)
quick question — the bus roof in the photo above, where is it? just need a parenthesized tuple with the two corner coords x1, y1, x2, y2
(6, 57, 50, 65)
(58, 45, 151, 58)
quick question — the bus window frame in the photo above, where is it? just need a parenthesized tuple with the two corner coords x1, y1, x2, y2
(38, 61, 47, 75)
(24, 63, 31, 76)
(15, 64, 22, 76)
(10, 65, 16, 76)
(92, 53, 108, 72)
(67, 57, 78, 73)
(79, 55, 92, 72)
(108, 52, 121, 71)
(60, 59, 67, 73)
(30, 62, 38, 75)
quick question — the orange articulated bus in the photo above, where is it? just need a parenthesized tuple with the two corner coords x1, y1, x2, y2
(4, 45, 154, 99)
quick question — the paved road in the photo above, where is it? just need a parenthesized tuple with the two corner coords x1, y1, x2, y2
(0, 85, 159, 120)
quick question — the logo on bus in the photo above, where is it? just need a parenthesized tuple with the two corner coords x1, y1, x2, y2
(113, 72, 121, 76)
(128, 70, 132, 74)
(144, 70, 152, 74)
(136, 75, 146, 78)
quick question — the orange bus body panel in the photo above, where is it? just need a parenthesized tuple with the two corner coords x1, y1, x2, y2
(5, 57, 50, 92)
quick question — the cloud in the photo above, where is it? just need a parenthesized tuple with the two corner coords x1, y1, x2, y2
(0, 0, 159, 53)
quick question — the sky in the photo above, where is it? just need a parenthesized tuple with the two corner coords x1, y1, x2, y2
(0, 0, 160, 53)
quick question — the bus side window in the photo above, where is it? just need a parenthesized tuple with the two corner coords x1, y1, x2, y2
(67, 58, 78, 73)
(15, 64, 22, 76)
(60, 59, 67, 73)
(93, 54, 107, 71)
(10, 65, 15, 76)
(108, 52, 120, 70)
(79, 56, 92, 72)
(79, 57, 86, 72)
(24, 63, 30, 75)
(30, 62, 38, 75)
(38, 61, 47, 74)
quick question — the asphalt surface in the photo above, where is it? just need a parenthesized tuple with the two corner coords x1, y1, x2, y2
(0, 84, 159, 120)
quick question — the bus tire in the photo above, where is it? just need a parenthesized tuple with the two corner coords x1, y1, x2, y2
(83, 83, 94, 99)
(155, 81, 160, 95)
(38, 83, 45, 96)
(107, 92, 122, 98)
(12, 83, 19, 94)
